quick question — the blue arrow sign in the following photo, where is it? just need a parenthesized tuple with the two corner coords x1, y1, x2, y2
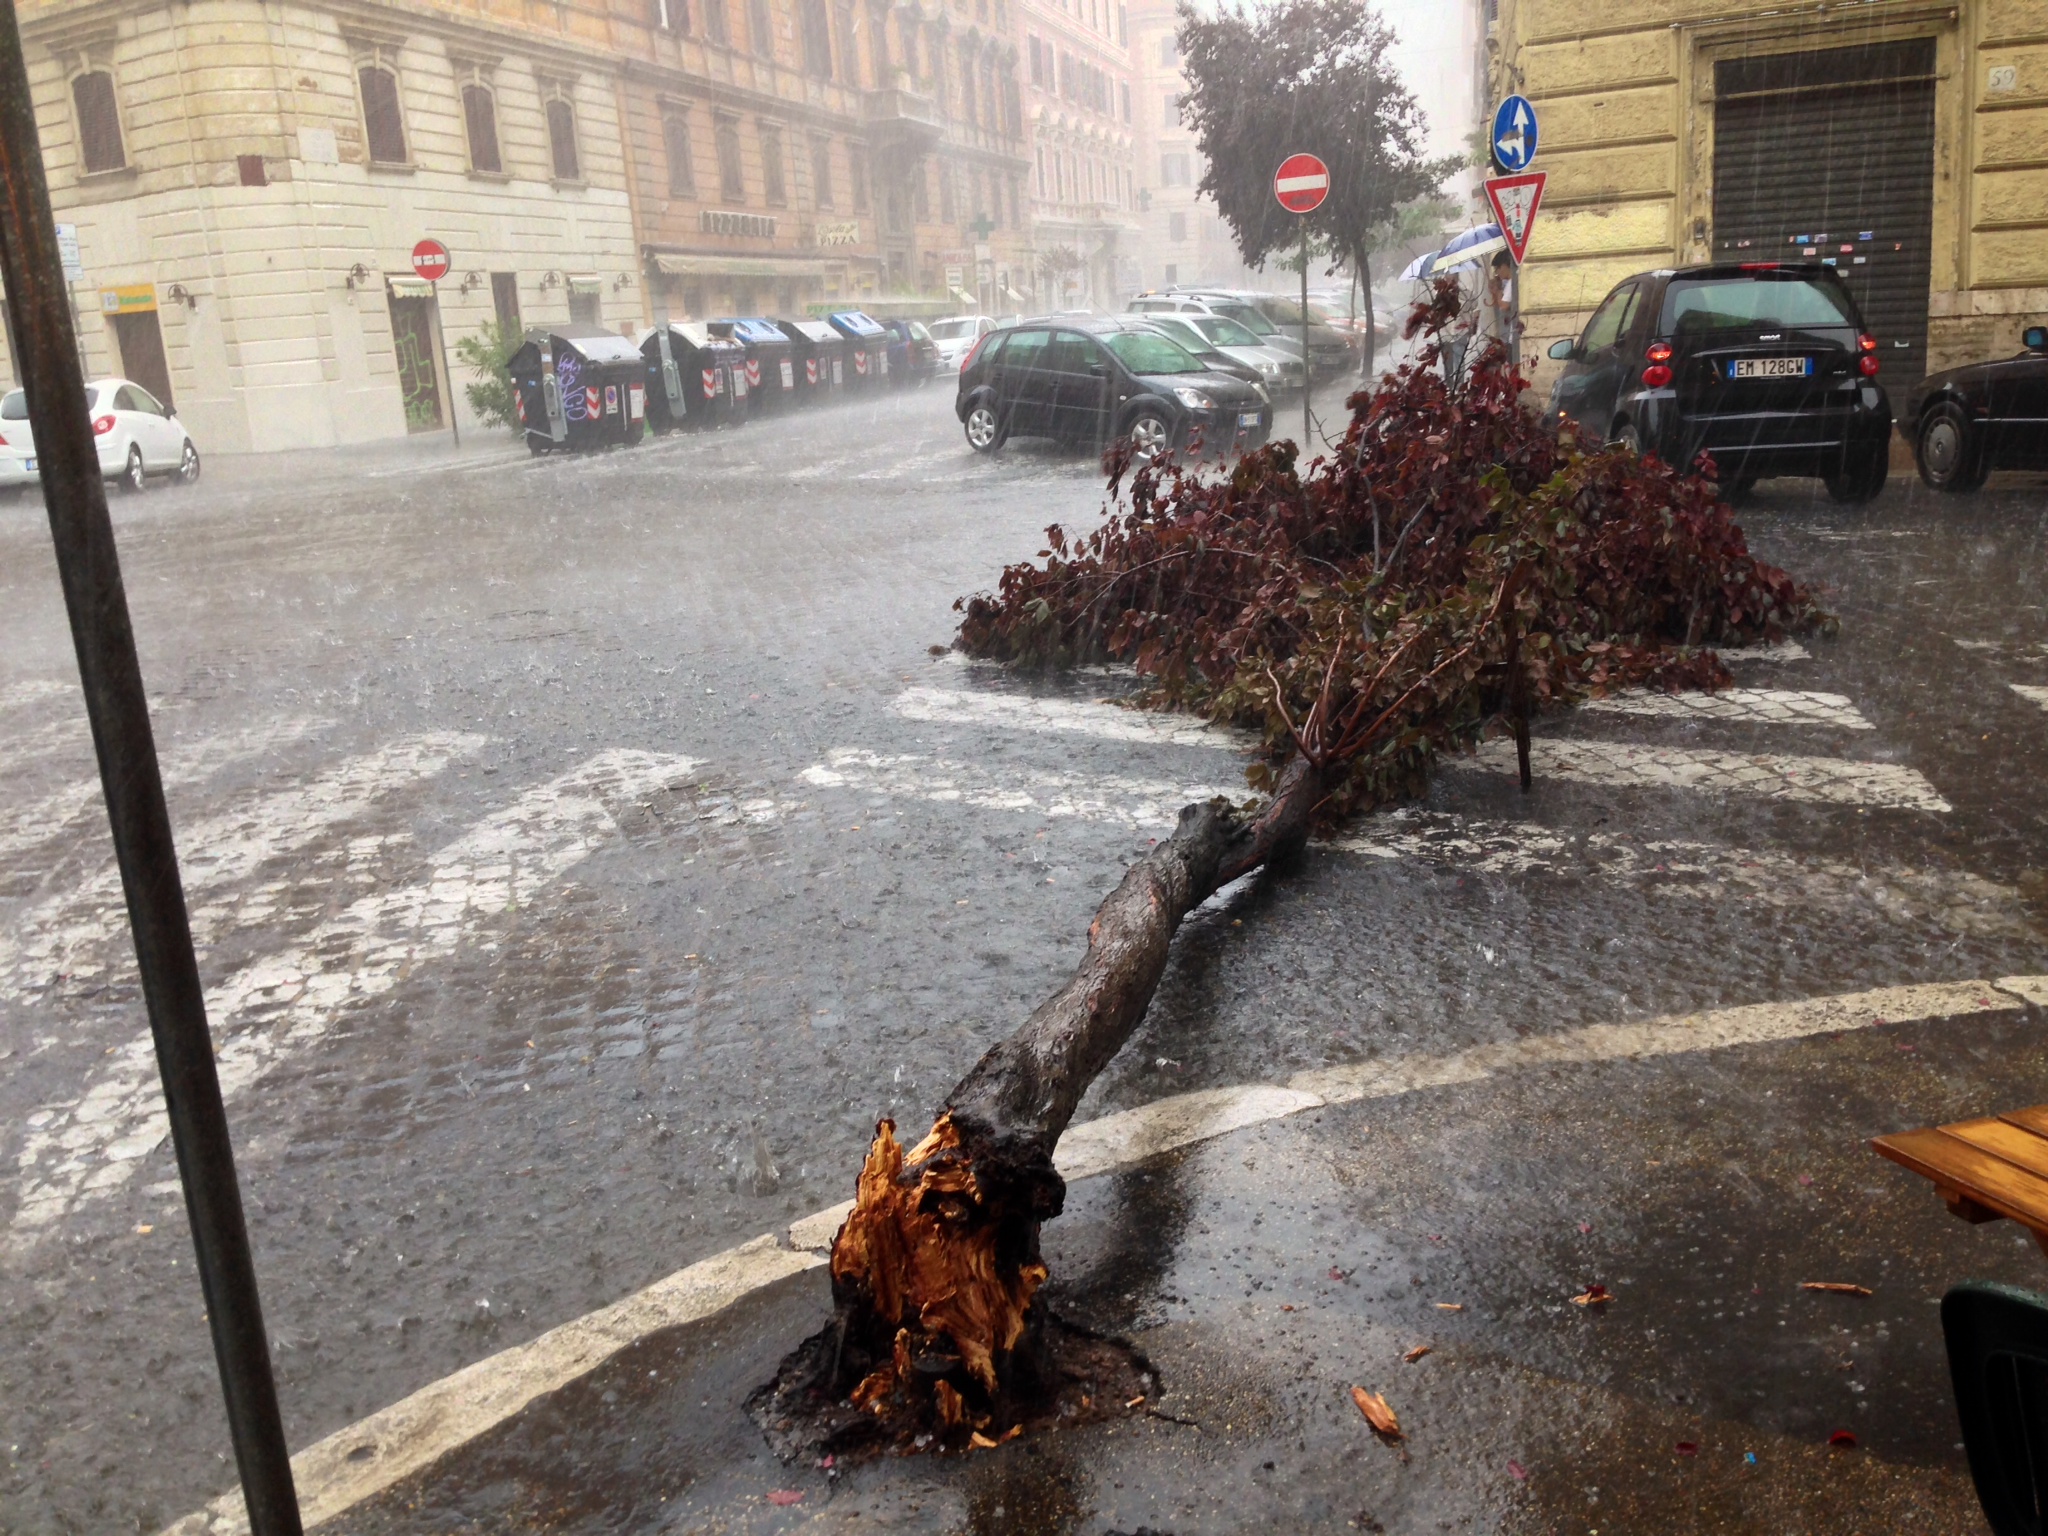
(1491, 94, 1539, 174)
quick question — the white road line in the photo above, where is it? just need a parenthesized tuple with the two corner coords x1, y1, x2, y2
(893, 684, 1258, 750)
(0, 715, 334, 869)
(159, 973, 2047, 1536)
(1580, 688, 1871, 729)
(1, 733, 486, 1001)
(1460, 738, 1951, 812)
(801, 748, 1245, 829)
(1330, 810, 2031, 937)
(8, 750, 701, 1248)
(2012, 684, 2048, 712)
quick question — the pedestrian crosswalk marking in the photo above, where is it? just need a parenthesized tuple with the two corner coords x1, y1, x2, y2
(801, 748, 1244, 829)
(2012, 684, 2048, 712)
(1462, 738, 1950, 812)
(893, 684, 1256, 749)
(1580, 688, 1871, 729)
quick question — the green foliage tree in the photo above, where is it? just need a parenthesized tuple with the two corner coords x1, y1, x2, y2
(1177, 0, 1460, 371)
(453, 318, 524, 433)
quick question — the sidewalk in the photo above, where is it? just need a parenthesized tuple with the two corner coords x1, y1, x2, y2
(204, 429, 531, 492)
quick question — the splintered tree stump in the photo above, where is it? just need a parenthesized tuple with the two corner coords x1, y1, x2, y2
(750, 764, 1321, 1458)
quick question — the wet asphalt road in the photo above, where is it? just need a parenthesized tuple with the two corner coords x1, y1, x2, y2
(1, 381, 2046, 1534)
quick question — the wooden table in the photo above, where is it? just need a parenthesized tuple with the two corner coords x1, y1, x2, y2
(1874, 1105, 2048, 1259)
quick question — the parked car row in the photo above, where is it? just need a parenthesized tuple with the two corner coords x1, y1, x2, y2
(1129, 287, 1358, 381)
(507, 310, 917, 454)
(1545, 259, 2046, 500)
(0, 377, 201, 496)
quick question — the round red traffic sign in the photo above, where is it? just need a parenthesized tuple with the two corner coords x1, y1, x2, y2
(411, 239, 451, 283)
(1274, 153, 1330, 214)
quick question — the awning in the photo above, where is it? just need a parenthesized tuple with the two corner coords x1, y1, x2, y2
(1002, 284, 1028, 305)
(386, 276, 433, 298)
(652, 252, 831, 280)
(568, 276, 602, 294)
(949, 286, 975, 305)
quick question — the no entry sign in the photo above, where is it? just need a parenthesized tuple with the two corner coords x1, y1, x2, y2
(411, 239, 451, 283)
(1273, 153, 1329, 214)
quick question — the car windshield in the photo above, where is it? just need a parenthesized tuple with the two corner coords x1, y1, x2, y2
(1259, 297, 1308, 325)
(0, 390, 26, 420)
(907, 322, 931, 341)
(1106, 330, 1202, 375)
(1211, 302, 1276, 335)
(929, 319, 976, 340)
(1659, 274, 1856, 335)
(1191, 315, 1262, 348)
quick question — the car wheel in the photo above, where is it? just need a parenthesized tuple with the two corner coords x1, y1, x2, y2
(118, 444, 145, 494)
(1611, 422, 1644, 457)
(964, 401, 1004, 454)
(1915, 402, 1987, 493)
(1825, 441, 1889, 504)
(175, 439, 201, 486)
(1125, 410, 1174, 464)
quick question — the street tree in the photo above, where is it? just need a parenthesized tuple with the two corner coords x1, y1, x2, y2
(752, 289, 1830, 1459)
(1177, 0, 1459, 372)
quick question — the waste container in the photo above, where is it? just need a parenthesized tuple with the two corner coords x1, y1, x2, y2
(826, 311, 890, 390)
(640, 320, 747, 433)
(716, 318, 797, 415)
(509, 325, 648, 454)
(775, 319, 847, 405)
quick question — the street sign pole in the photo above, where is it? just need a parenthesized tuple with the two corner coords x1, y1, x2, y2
(1488, 97, 1544, 374)
(0, 6, 303, 1533)
(1273, 151, 1330, 456)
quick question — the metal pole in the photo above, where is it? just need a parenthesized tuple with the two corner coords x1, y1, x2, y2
(1300, 220, 1310, 452)
(433, 286, 460, 448)
(0, 6, 303, 1533)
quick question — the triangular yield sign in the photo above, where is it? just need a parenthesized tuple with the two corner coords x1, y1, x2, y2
(1484, 171, 1547, 265)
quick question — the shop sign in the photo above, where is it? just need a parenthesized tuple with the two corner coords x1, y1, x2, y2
(99, 283, 156, 315)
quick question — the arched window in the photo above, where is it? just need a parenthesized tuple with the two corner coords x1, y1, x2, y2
(358, 65, 407, 164)
(461, 82, 502, 173)
(545, 96, 580, 181)
(71, 70, 125, 174)
(799, 0, 833, 78)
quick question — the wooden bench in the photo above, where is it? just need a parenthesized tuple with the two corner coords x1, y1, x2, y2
(1874, 1105, 2048, 1260)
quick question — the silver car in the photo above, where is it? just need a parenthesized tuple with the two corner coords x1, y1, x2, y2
(1142, 312, 1305, 395)
(927, 314, 998, 373)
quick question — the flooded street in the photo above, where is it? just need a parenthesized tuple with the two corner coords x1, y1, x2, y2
(3, 384, 2046, 1533)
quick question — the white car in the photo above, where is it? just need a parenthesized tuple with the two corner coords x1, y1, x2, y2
(1141, 311, 1306, 395)
(927, 314, 998, 373)
(0, 377, 201, 496)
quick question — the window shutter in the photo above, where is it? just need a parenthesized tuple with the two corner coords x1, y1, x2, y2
(546, 98, 580, 180)
(359, 67, 407, 163)
(664, 114, 696, 196)
(462, 85, 502, 173)
(72, 72, 125, 174)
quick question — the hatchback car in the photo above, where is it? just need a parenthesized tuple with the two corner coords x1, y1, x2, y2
(956, 318, 1271, 461)
(1545, 263, 1892, 503)
(881, 319, 939, 386)
(0, 377, 200, 495)
(1905, 324, 2048, 492)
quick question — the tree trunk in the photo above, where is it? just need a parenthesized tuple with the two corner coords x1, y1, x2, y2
(813, 757, 1325, 1440)
(1360, 246, 1376, 380)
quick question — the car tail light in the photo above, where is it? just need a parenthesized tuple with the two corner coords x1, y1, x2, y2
(91, 414, 116, 435)
(1857, 333, 1880, 376)
(960, 333, 993, 373)
(1739, 262, 1782, 272)
(1642, 364, 1673, 388)
(1646, 341, 1673, 364)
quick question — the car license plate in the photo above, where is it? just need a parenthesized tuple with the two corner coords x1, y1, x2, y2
(1727, 356, 1812, 379)
(1238, 411, 1261, 428)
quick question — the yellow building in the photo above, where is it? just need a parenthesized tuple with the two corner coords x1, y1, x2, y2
(1485, 0, 2048, 392)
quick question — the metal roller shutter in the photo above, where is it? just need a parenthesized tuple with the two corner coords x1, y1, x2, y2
(1712, 39, 1937, 385)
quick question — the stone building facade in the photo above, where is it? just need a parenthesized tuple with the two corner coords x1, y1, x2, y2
(1017, 0, 1138, 306)
(8, 0, 1036, 453)
(1483, 0, 2048, 393)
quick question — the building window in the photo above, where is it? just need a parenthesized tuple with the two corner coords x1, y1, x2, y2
(545, 95, 581, 180)
(1170, 211, 1187, 241)
(850, 145, 869, 210)
(653, 0, 688, 30)
(835, 3, 855, 81)
(237, 153, 268, 186)
(912, 158, 929, 219)
(760, 122, 786, 204)
(664, 113, 696, 196)
(1035, 144, 1045, 196)
(1158, 34, 1177, 65)
(704, 0, 730, 45)
(715, 115, 744, 200)
(939, 160, 956, 222)
(749, 0, 774, 59)
(358, 64, 407, 164)
(811, 135, 834, 208)
(1161, 91, 1177, 127)
(1028, 36, 1044, 87)
(462, 83, 502, 173)
(1161, 151, 1190, 186)
(491, 272, 521, 330)
(71, 71, 125, 174)
(868, 0, 891, 80)
(800, 0, 833, 77)
(960, 46, 977, 124)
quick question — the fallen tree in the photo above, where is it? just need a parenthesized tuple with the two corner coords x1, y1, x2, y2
(754, 282, 1830, 1454)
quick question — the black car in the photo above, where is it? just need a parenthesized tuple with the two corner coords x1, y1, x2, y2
(1905, 324, 2048, 492)
(955, 318, 1271, 461)
(1546, 262, 1893, 503)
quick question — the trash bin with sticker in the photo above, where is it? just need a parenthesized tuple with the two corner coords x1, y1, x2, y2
(774, 318, 847, 406)
(825, 310, 891, 391)
(640, 320, 747, 433)
(715, 318, 797, 415)
(508, 325, 648, 454)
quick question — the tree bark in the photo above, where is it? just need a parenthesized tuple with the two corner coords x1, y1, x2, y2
(1359, 246, 1376, 380)
(819, 757, 1325, 1436)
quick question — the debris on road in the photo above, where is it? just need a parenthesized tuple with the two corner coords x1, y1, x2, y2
(1403, 1345, 1432, 1363)
(1350, 1386, 1403, 1442)
(1801, 1281, 1873, 1295)
(1570, 1284, 1613, 1307)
